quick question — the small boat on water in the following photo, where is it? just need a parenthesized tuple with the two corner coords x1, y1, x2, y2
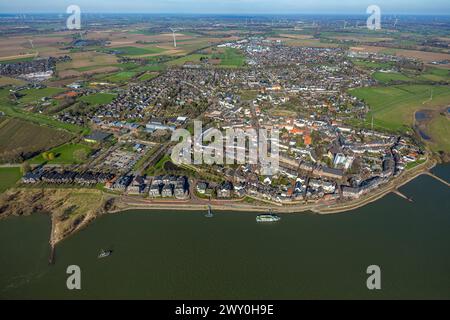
(205, 205, 214, 218)
(98, 249, 113, 259)
(256, 211, 281, 223)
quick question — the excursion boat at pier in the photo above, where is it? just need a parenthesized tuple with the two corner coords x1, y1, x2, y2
(256, 212, 281, 223)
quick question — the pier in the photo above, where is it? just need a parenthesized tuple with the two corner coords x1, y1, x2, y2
(49, 244, 55, 265)
(393, 190, 414, 202)
(424, 172, 450, 188)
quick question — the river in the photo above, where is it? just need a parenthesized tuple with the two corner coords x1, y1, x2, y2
(1, 165, 449, 299)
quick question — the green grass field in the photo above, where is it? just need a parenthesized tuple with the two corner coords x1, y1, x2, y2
(114, 46, 165, 56)
(0, 167, 22, 193)
(167, 48, 245, 68)
(0, 89, 87, 134)
(350, 85, 450, 131)
(138, 73, 159, 81)
(217, 48, 246, 67)
(427, 114, 450, 153)
(103, 71, 138, 83)
(79, 93, 117, 106)
(0, 56, 35, 64)
(373, 72, 415, 84)
(18, 87, 65, 105)
(167, 54, 210, 66)
(0, 117, 73, 162)
(30, 143, 94, 165)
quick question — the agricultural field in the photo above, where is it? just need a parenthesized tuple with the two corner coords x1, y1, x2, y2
(30, 143, 94, 165)
(350, 85, 450, 130)
(102, 71, 138, 83)
(167, 48, 246, 68)
(138, 72, 159, 81)
(113, 46, 166, 56)
(373, 72, 415, 84)
(350, 84, 450, 152)
(0, 76, 25, 86)
(0, 117, 73, 163)
(0, 167, 22, 193)
(56, 51, 120, 79)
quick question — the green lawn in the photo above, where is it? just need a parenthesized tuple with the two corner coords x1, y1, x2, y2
(350, 85, 450, 132)
(0, 167, 21, 193)
(79, 93, 117, 106)
(30, 143, 94, 165)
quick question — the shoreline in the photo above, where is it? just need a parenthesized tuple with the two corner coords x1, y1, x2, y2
(3, 156, 445, 262)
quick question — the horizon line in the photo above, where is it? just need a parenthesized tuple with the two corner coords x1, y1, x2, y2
(1, 12, 450, 16)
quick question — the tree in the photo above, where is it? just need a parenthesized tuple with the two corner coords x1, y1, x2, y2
(21, 161, 31, 174)
(42, 152, 49, 160)
(47, 152, 55, 161)
(73, 149, 88, 163)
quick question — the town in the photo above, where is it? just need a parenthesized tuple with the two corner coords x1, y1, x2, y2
(1, 36, 428, 207)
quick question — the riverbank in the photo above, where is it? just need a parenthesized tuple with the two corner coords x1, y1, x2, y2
(117, 157, 441, 216)
(1, 156, 447, 260)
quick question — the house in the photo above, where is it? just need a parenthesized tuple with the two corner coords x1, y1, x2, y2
(149, 183, 161, 198)
(161, 184, 173, 197)
(84, 131, 112, 144)
(217, 181, 233, 198)
(174, 182, 188, 199)
(196, 182, 208, 194)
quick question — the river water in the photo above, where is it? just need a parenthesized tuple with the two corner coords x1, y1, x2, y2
(1, 165, 449, 300)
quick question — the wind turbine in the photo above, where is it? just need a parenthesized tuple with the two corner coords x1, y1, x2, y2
(394, 18, 399, 28)
(170, 27, 177, 48)
(29, 39, 34, 49)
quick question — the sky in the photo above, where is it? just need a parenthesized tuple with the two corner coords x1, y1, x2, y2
(0, 0, 449, 15)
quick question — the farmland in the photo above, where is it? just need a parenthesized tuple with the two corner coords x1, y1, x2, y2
(373, 72, 415, 84)
(0, 117, 73, 163)
(113, 46, 166, 56)
(350, 85, 450, 131)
